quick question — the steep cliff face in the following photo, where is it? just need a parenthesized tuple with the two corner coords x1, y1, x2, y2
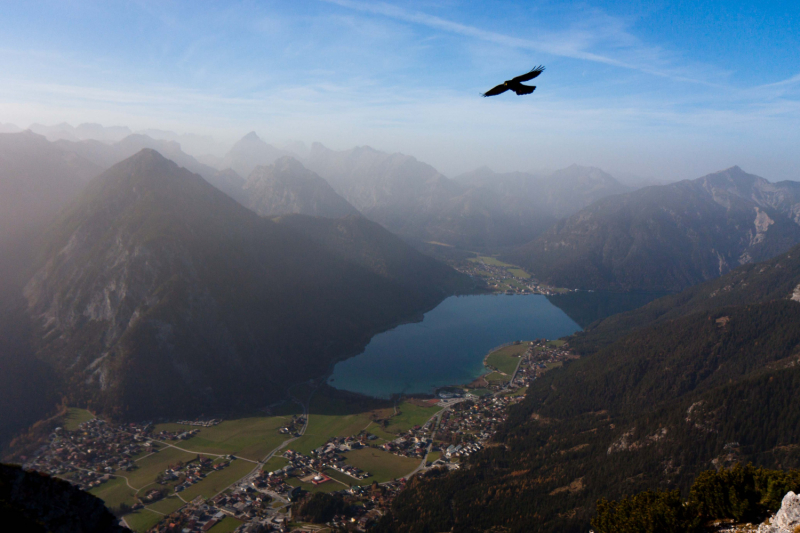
(510, 167, 800, 291)
(22, 149, 467, 419)
(242, 156, 358, 218)
(0, 463, 128, 532)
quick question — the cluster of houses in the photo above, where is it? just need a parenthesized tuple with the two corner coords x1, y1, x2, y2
(444, 442, 482, 459)
(277, 415, 305, 435)
(162, 456, 231, 494)
(436, 395, 521, 448)
(509, 340, 579, 389)
(454, 259, 565, 295)
(149, 488, 282, 533)
(152, 428, 201, 441)
(380, 432, 431, 459)
(175, 419, 222, 428)
(284, 444, 369, 481)
(23, 419, 151, 491)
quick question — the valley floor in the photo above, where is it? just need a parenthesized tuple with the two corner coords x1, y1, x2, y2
(19, 340, 576, 532)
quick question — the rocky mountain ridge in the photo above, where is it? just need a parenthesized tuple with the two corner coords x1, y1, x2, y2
(510, 166, 800, 291)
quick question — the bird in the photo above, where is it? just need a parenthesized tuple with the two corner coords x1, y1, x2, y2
(482, 66, 545, 97)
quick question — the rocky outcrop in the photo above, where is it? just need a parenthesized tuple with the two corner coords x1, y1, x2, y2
(0, 463, 128, 532)
(758, 491, 800, 532)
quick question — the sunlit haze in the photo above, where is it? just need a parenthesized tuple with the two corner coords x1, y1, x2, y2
(2, 0, 799, 181)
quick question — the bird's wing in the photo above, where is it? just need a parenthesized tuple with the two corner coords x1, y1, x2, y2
(512, 65, 545, 83)
(482, 84, 510, 97)
(511, 83, 536, 95)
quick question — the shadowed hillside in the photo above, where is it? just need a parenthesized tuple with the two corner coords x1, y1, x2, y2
(21, 149, 469, 420)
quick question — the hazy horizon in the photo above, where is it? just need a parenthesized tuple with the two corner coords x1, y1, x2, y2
(2, 1, 798, 182)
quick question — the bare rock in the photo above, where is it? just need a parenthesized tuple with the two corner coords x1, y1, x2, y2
(758, 491, 800, 533)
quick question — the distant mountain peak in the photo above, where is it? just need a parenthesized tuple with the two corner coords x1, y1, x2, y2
(273, 155, 305, 171)
(243, 156, 358, 218)
(222, 132, 287, 178)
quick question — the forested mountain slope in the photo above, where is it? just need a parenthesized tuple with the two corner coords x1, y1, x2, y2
(377, 244, 800, 533)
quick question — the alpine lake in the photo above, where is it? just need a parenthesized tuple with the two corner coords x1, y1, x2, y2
(328, 291, 667, 399)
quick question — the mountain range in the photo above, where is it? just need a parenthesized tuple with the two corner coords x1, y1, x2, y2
(509, 166, 800, 292)
(0, 132, 102, 299)
(19, 149, 469, 420)
(301, 141, 627, 251)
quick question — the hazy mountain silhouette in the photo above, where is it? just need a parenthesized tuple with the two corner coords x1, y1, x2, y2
(303, 143, 558, 250)
(220, 131, 289, 178)
(0, 132, 102, 297)
(55, 134, 218, 180)
(29, 122, 132, 144)
(242, 156, 358, 218)
(21, 149, 468, 419)
(455, 164, 633, 219)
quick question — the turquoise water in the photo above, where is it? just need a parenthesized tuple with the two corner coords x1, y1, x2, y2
(328, 294, 582, 398)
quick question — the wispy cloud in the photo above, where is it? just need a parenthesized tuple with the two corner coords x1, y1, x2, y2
(319, 0, 720, 85)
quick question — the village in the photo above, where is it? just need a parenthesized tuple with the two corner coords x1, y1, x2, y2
(452, 255, 570, 296)
(20, 340, 579, 532)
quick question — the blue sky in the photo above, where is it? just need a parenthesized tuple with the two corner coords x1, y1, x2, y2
(1, 0, 798, 180)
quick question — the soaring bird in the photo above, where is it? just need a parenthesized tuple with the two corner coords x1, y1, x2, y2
(482, 66, 545, 97)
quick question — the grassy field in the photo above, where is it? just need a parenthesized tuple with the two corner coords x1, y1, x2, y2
(503, 386, 528, 398)
(507, 268, 531, 279)
(547, 340, 567, 347)
(383, 402, 441, 434)
(426, 451, 442, 463)
(290, 412, 373, 455)
(208, 516, 242, 533)
(363, 422, 397, 442)
(62, 408, 94, 431)
(344, 447, 420, 483)
(146, 495, 184, 515)
(89, 476, 135, 508)
(468, 388, 492, 397)
(126, 446, 196, 489)
(546, 361, 564, 370)
(262, 455, 289, 473)
(485, 346, 524, 375)
(153, 416, 292, 461)
(486, 354, 519, 377)
(468, 255, 514, 267)
(483, 372, 508, 384)
(179, 459, 254, 501)
(324, 468, 362, 487)
(505, 278, 527, 290)
(124, 509, 163, 533)
(289, 392, 391, 454)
